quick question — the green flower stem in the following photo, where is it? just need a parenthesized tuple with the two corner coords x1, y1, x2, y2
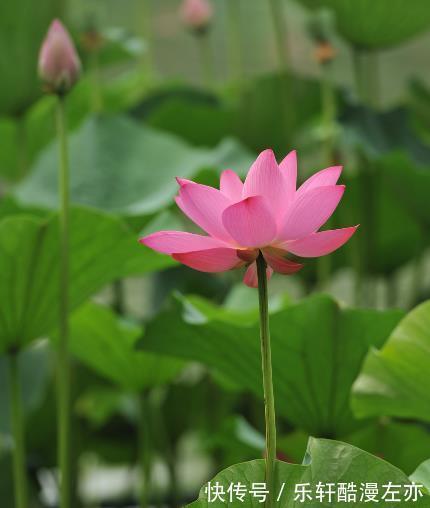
(410, 234, 424, 308)
(151, 388, 178, 507)
(8, 353, 28, 508)
(352, 51, 365, 307)
(353, 48, 380, 109)
(268, 0, 290, 72)
(317, 61, 337, 289)
(89, 51, 103, 114)
(227, 0, 244, 81)
(138, 393, 151, 508)
(112, 279, 126, 315)
(141, 0, 155, 78)
(56, 95, 72, 508)
(198, 32, 214, 89)
(256, 252, 277, 508)
(352, 48, 368, 105)
(321, 62, 336, 164)
(353, 48, 379, 306)
(367, 51, 380, 109)
(16, 114, 28, 179)
(267, 0, 295, 145)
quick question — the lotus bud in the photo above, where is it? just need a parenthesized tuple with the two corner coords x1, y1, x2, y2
(307, 10, 337, 65)
(314, 41, 337, 65)
(38, 19, 81, 94)
(180, 0, 213, 35)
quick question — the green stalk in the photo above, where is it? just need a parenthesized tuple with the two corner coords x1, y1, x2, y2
(112, 279, 126, 315)
(141, 0, 155, 78)
(8, 353, 28, 508)
(227, 0, 244, 81)
(267, 0, 295, 142)
(151, 388, 178, 507)
(16, 114, 28, 180)
(256, 253, 277, 508)
(268, 0, 290, 71)
(367, 51, 380, 109)
(138, 393, 151, 508)
(321, 62, 336, 164)
(198, 32, 214, 89)
(353, 48, 380, 108)
(89, 51, 103, 114)
(352, 48, 367, 104)
(352, 48, 378, 306)
(56, 95, 72, 508)
(317, 60, 337, 289)
(410, 242, 424, 309)
(351, 49, 365, 306)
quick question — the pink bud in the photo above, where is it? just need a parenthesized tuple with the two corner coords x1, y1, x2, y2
(180, 0, 213, 33)
(38, 19, 81, 94)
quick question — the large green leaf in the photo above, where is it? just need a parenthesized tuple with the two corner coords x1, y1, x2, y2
(352, 300, 430, 422)
(0, 206, 172, 353)
(69, 303, 184, 392)
(15, 115, 255, 216)
(279, 420, 430, 476)
(298, 0, 430, 49)
(188, 438, 430, 507)
(139, 294, 402, 436)
(346, 421, 430, 476)
(0, 0, 62, 115)
(411, 460, 430, 492)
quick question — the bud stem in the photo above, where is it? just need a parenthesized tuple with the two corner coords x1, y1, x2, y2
(317, 59, 337, 289)
(227, 0, 244, 81)
(141, 0, 155, 78)
(268, 0, 290, 72)
(256, 252, 277, 508)
(56, 95, 72, 508)
(8, 352, 28, 508)
(199, 32, 214, 89)
(89, 51, 103, 114)
(138, 392, 151, 508)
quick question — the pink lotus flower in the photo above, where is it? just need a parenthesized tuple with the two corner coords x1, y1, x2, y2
(180, 0, 213, 32)
(140, 150, 357, 287)
(38, 19, 81, 93)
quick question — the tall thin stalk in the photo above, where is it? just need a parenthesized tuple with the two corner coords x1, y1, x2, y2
(352, 48, 379, 306)
(151, 388, 178, 508)
(8, 353, 28, 508)
(199, 32, 215, 89)
(367, 51, 380, 109)
(268, 0, 290, 71)
(352, 49, 368, 104)
(56, 95, 72, 508)
(317, 59, 337, 289)
(267, 0, 295, 143)
(138, 393, 151, 508)
(141, 0, 155, 77)
(256, 253, 277, 508)
(89, 51, 103, 114)
(16, 115, 28, 180)
(410, 235, 424, 309)
(227, 0, 244, 81)
(321, 63, 336, 164)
